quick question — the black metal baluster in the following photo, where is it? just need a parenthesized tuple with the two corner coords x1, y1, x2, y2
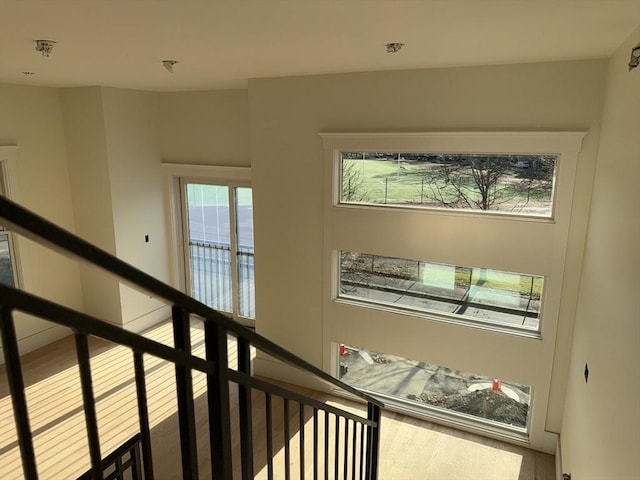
(365, 404, 381, 480)
(132, 442, 143, 480)
(359, 421, 365, 480)
(238, 337, 254, 479)
(313, 408, 318, 480)
(266, 393, 274, 480)
(351, 421, 357, 480)
(133, 351, 154, 480)
(299, 403, 305, 479)
(324, 412, 329, 480)
(171, 306, 199, 479)
(0, 307, 38, 479)
(343, 419, 349, 480)
(75, 333, 103, 480)
(334, 415, 340, 480)
(284, 398, 291, 480)
(205, 321, 233, 479)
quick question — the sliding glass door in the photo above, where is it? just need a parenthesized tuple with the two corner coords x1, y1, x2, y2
(181, 181, 255, 325)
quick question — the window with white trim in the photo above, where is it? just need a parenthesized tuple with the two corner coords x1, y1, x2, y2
(0, 148, 20, 288)
(339, 251, 544, 333)
(340, 152, 557, 217)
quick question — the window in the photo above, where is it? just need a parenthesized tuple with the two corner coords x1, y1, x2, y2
(339, 252, 543, 332)
(338, 344, 531, 434)
(0, 147, 20, 288)
(0, 227, 18, 287)
(341, 152, 557, 217)
(180, 179, 255, 324)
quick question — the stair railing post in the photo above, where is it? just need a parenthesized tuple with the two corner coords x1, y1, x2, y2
(365, 402, 382, 480)
(205, 320, 233, 479)
(237, 336, 254, 479)
(172, 305, 199, 479)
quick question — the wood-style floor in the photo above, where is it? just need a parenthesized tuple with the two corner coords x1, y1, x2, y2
(0, 321, 554, 479)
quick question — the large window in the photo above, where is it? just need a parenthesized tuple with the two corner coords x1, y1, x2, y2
(339, 252, 543, 332)
(181, 181, 255, 323)
(338, 344, 531, 433)
(341, 152, 557, 217)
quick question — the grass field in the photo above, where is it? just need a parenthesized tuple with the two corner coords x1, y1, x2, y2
(342, 159, 553, 214)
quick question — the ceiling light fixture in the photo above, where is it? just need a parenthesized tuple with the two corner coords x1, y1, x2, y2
(162, 60, 179, 73)
(385, 42, 405, 53)
(35, 40, 56, 57)
(628, 42, 640, 71)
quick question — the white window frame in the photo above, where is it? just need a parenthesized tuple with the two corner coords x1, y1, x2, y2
(162, 163, 254, 325)
(0, 146, 23, 289)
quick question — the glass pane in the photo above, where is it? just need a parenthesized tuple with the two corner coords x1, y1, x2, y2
(338, 344, 531, 431)
(235, 187, 255, 319)
(340, 152, 556, 217)
(340, 252, 542, 331)
(186, 184, 232, 312)
(0, 233, 15, 287)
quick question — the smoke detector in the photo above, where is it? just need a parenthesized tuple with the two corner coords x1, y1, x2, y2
(35, 40, 56, 57)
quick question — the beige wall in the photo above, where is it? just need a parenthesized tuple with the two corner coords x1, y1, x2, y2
(560, 28, 640, 479)
(248, 60, 607, 452)
(61, 87, 123, 324)
(158, 89, 250, 166)
(0, 84, 84, 356)
(100, 87, 170, 329)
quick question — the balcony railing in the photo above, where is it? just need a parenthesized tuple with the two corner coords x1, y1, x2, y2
(0, 196, 383, 479)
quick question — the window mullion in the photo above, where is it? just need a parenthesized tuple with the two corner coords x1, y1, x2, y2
(228, 187, 241, 322)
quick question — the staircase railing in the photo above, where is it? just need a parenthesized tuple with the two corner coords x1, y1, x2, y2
(0, 196, 383, 480)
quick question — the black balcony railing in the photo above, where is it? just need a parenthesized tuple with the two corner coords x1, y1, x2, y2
(0, 196, 383, 479)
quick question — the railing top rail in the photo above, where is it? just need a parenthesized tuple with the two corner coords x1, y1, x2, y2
(0, 283, 215, 375)
(0, 196, 383, 407)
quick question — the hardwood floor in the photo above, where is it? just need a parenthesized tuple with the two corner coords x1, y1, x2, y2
(0, 321, 554, 479)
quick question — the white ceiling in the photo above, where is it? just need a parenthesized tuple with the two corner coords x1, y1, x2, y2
(0, 0, 638, 92)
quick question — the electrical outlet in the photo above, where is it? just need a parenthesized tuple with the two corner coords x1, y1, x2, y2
(584, 363, 589, 383)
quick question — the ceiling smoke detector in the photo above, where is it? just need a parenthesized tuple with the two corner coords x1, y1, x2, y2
(629, 42, 640, 71)
(35, 40, 56, 57)
(162, 60, 179, 73)
(385, 42, 405, 53)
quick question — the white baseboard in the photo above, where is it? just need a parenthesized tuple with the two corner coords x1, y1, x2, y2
(254, 354, 330, 392)
(0, 324, 71, 365)
(122, 305, 171, 334)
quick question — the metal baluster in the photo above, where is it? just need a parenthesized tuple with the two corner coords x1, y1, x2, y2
(266, 393, 274, 480)
(351, 421, 357, 480)
(313, 407, 319, 480)
(343, 419, 349, 480)
(0, 307, 38, 479)
(238, 337, 254, 479)
(284, 399, 291, 480)
(365, 404, 381, 480)
(205, 321, 233, 479)
(324, 412, 329, 480)
(359, 421, 365, 480)
(171, 306, 199, 479)
(75, 333, 104, 480)
(299, 403, 305, 479)
(133, 351, 154, 480)
(334, 415, 340, 480)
